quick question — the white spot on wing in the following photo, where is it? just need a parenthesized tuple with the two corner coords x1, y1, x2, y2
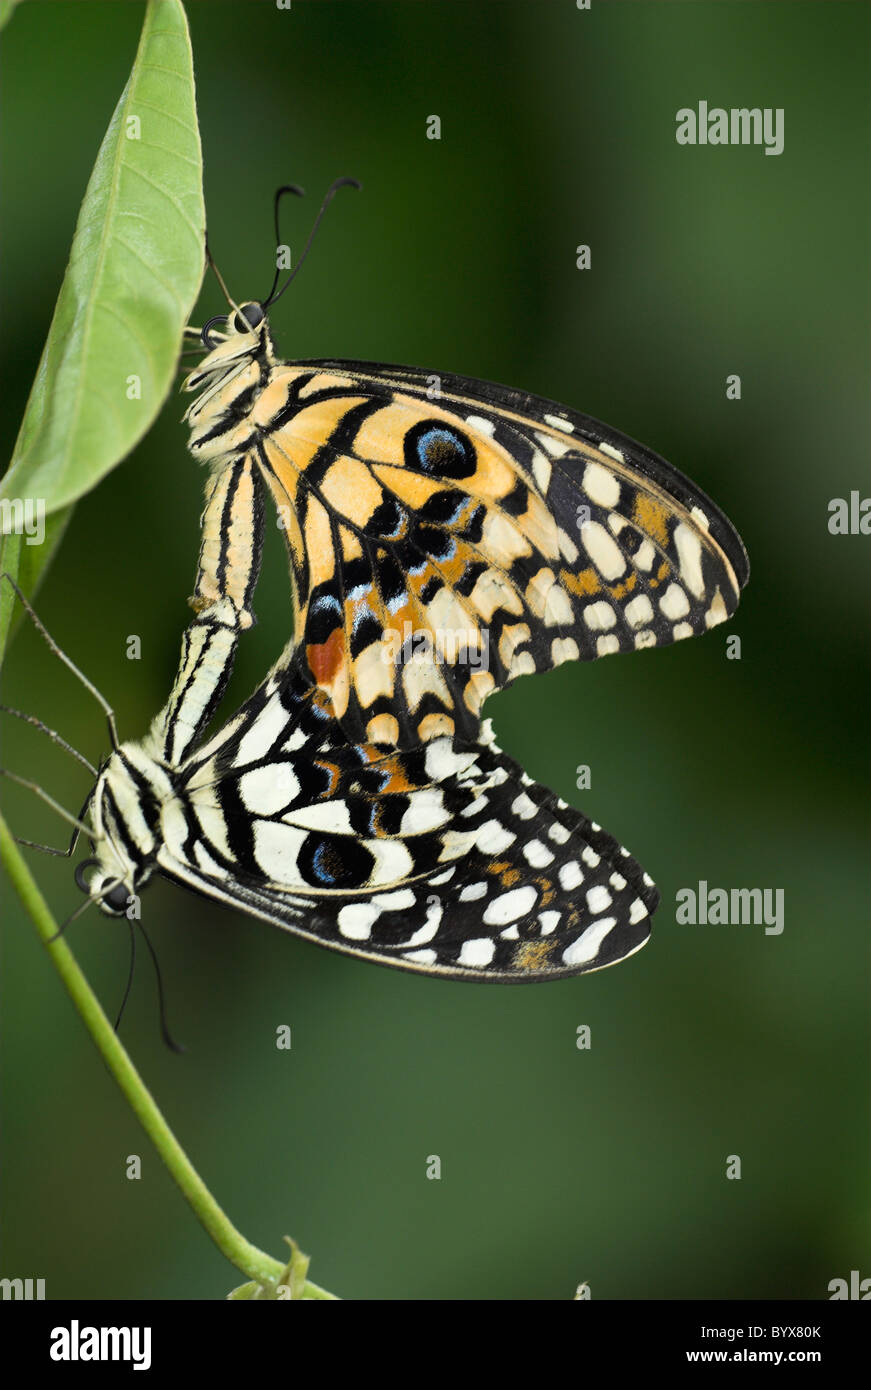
(475, 819, 516, 854)
(234, 693, 287, 767)
(674, 521, 705, 598)
(659, 583, 690, 619)
(551, 636, 580, 664)
(586, 884, 612, 913)
(558, 860, 583, 890)
(598, 441, 625, 463)
(583, 600, 616, 631)
(483, 885, 538, 925)
(583, 462, 620, 508)
(624, 594, 654, 628)
(544, 412, 573, 432)
(581, 520, 627, 580)
(532, 450, 553, 493)
(465, 414, 495, 435)
(562, 917, 617, 966)
(458, 938, 496, 967)
(523, 839, 554, 868)
(338, 902, 379, 939)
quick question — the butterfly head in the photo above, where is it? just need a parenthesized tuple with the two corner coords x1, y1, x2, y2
(74, 749, 159, 918)
(75, 859, 133, 918)
(183, 303, 277, 403)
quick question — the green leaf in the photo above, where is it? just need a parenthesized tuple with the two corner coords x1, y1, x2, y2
(0, 0, 204, 520)
(0, 0, 23, 34)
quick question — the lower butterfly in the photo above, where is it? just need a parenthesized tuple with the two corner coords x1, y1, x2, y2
(8, 581, 658, 980)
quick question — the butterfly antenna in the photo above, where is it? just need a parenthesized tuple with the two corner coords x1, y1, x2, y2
(0, 574, 120, 751)
(114, 917, 137, 1033)
(205, 238, 242, 315)
(262, 182, 306, 305)
(0, 704, 98, 776)
(263, 176, 361, 310)
(137, 919, 185, 1053)
(0, 768, 95, 840)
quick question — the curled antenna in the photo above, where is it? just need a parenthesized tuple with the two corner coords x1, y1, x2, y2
(262, 176, 361, 310)
(261, 182, 305, 306)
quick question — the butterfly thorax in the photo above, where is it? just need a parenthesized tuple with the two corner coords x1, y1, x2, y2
(183, 313, 281, 463)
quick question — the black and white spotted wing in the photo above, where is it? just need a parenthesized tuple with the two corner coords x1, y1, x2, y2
(127, 663, 658, 981)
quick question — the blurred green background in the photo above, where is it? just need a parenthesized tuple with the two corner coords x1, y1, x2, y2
(1, 0, 868, 1300)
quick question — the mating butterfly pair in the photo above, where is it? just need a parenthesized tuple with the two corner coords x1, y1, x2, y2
(63, 188, 749, 981)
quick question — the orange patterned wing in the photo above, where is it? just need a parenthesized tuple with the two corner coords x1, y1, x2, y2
(206, 358, 748, 750)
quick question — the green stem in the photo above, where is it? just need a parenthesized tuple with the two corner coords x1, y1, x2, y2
(0, 810, 337, 1300)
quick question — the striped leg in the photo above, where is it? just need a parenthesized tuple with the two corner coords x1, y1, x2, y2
(144, 456, 264, 765)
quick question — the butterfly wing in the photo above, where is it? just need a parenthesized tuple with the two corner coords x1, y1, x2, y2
(154, 665, 657, 981)
(251, 359, 748, 749)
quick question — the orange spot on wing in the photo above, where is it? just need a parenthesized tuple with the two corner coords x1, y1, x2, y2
(487, 859, 522, 886)
(313, 760, 341, 797)
(562, 567, 600, 597)
(648, 560, 671, 590)
(633, 494, 670, 547)
(609, 572, 638, 600)
(307, 627, 345, 685)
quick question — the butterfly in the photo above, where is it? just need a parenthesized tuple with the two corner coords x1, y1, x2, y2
(40, 183, 749, 980)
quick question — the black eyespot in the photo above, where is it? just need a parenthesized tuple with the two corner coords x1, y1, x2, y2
(404, 421, 477, 480)
(233, 301, 265, 332)
(297, 833, 375, 889)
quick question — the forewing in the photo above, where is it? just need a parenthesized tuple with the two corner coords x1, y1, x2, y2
(255, 360, 748, 750)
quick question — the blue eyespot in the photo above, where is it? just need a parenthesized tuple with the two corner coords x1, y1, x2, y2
(405, 422, 476, 480)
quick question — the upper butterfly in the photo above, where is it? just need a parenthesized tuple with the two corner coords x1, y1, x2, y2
(180, 303, 749, 753)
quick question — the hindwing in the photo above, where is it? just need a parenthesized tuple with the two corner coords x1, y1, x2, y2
(154, 663, 657, 981)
